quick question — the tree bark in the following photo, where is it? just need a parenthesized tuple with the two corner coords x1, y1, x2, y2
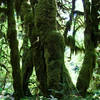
(20, 1, 34, 96)
(76, 0, 99, 96)
(35, 0, 77, 98)
(7, 0, 23, 99)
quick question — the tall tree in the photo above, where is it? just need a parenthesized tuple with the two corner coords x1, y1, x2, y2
(7, 0, 23, 99)
(76, 0, 99, 96)
(35, 0, 77, 98)
(20, 1, 34, 96)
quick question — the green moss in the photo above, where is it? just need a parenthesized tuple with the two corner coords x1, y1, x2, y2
(21, 1, 34, 25)
(35, 0, 57, 36)
(34, 0, 77, 98)
(77, 47, 96, 96)
(44, 32, 65, 97)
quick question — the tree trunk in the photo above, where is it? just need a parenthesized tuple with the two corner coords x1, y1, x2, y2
(35, 0, 77, 98)
(76, 48, 96, 96)
(20, 1, 34, 96)
(7, 0, 23, 99)
(76, 0, 99, 96)
(22, 48, 34, 96)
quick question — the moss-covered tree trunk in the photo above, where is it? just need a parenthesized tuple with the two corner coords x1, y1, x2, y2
(22, 47, 33, 96)
(20, 1, 34, 96)
(35, 0, 63, 97)
(21, 27, 33, 96)
(7, 0, 23, 99)
(76, 0, 99, 96)
(35, 0, 77, 98)
(76, 47, 96, 96)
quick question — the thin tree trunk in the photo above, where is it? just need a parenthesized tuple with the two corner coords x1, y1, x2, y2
(7, 0, 23, 99)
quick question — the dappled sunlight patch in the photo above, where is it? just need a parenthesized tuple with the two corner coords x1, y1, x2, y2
(64, 47, 84, 85)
